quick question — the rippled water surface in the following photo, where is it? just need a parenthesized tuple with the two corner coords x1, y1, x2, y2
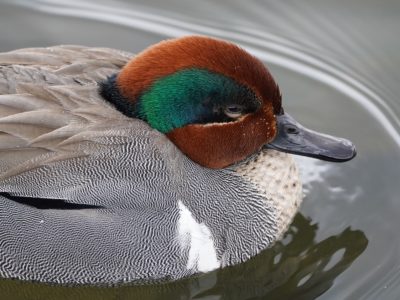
(0, 0, 399, 299)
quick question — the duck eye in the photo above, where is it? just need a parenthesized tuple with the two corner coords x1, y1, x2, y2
(224, 104, 243, 119)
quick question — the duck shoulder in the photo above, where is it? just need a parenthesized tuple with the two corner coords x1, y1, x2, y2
(0, 45, 126, 171)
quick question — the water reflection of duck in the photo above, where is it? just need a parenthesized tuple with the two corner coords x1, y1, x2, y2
(0, 36, 355, 284)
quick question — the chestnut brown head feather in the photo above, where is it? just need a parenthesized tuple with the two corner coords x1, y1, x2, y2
(167, 104, 277, 169)
(113, 36, 282, 169)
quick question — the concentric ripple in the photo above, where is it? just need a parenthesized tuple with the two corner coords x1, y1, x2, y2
(1, 1, 400, 299)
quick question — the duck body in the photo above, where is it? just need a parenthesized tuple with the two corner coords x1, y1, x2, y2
(0, 44, 301, 284)
(0, 37, 355, 285)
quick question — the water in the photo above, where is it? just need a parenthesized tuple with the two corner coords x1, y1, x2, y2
(0, 0, 399, 299)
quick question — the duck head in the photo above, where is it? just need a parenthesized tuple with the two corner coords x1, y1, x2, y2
(100, 36, 356, 168)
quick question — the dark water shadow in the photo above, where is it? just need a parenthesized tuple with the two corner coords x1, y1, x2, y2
(0, 213, 367, 300)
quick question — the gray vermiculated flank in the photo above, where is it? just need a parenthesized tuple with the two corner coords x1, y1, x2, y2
(0, 45, 281, 284)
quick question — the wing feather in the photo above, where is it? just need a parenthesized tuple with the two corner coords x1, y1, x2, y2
(0, 46, 141, 189)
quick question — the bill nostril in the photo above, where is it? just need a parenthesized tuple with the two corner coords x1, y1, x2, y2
(286, 126, 299, 134)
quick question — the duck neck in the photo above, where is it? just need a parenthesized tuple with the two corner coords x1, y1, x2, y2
(99, 73, 137, 118)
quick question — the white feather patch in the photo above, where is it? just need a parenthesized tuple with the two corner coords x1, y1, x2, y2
(177, 201, 219, 273)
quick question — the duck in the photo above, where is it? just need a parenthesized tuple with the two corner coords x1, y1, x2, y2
(0, 36, 355, 285)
